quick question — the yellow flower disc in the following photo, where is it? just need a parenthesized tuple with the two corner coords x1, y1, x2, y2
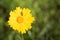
(8, 7, 35, 34)
(17, 16, 23, 23)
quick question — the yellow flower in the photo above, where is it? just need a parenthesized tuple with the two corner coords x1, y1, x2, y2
(8, 7, 35, 34)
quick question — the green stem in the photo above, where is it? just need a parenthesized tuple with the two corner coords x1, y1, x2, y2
(21, 34, 24, 40)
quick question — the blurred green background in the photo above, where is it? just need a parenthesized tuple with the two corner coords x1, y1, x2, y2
(0, 0, 60, 40)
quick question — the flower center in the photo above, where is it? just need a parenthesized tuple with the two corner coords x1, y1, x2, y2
(17, 16, 23, 23)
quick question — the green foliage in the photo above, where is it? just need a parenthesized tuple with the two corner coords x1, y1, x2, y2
(0, 0, 60, 40)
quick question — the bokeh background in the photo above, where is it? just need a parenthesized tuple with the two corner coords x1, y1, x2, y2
(0, 0, 60, 40)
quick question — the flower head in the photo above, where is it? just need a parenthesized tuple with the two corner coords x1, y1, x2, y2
(8, 7, 35, 34)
